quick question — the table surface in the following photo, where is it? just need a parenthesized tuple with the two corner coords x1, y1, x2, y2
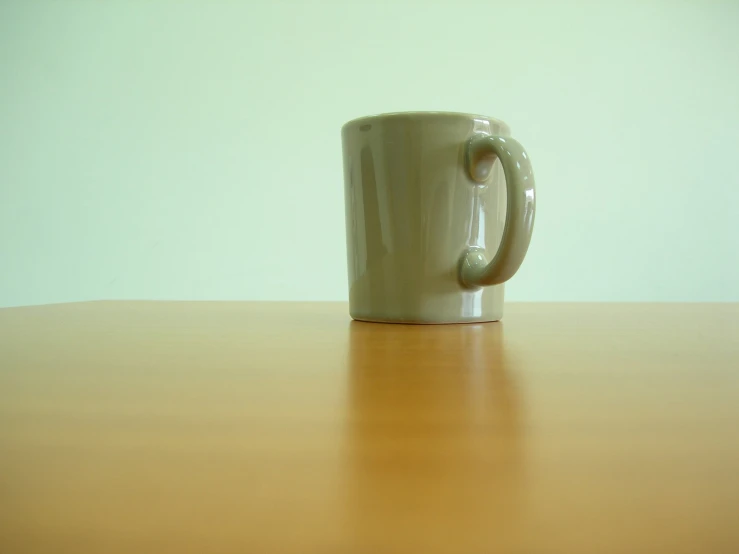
(1, 302, 738, 554)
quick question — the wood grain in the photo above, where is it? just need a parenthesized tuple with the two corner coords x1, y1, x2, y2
(1, 302, 738, 553)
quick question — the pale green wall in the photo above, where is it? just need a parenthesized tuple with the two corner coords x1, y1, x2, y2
(1, 1, 738, 307)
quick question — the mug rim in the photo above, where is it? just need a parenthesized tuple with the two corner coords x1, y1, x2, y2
(342, 111, 509, 131)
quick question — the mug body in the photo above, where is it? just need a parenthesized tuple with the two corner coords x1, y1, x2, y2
(342, 112, 510, 324)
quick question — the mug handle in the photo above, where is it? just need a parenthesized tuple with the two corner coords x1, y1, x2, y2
(459, 134, 536, 288)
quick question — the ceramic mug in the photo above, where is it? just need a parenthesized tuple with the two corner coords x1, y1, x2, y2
(342, 112, 535, 323)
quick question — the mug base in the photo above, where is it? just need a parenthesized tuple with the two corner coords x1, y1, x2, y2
(350, 315, 501, 325)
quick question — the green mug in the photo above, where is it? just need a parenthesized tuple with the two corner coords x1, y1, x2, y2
(342, 112, 536, 323)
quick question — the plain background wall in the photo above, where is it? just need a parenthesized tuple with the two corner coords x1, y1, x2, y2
(1, 0, 738, 308)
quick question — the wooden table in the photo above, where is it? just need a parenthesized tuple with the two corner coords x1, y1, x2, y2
(1, 302, 738, 553)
